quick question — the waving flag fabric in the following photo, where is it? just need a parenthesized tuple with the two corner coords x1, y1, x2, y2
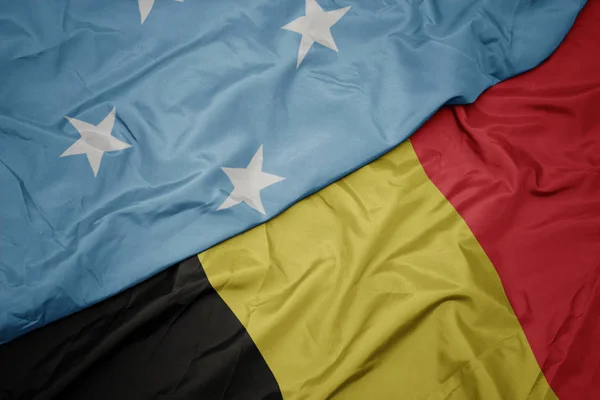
(0, 257, 283, 399)
(0, 0, 586, 342)
(410, 18, 600, 400)
(200, 141, 557, 399)
(201, 4, 600, 396)
(2, 2, 599, 398)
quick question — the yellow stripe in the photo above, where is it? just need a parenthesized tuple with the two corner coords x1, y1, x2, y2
(200, 141, 556, 399)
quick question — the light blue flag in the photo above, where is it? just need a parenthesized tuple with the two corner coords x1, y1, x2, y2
(0, 0, 587, 342)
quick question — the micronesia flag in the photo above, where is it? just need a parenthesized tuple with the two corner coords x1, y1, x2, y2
(0, 0, 586, 343)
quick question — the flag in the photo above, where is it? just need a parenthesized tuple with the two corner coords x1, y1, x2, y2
(201, 140, 556, 399)
(0, 0, 587, 342)
(1, 2, 598, 398)
(201, 3, 600, 397)
(0, 257, 282, 399)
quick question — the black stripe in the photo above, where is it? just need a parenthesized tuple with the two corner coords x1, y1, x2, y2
(0, 257, 282, 400)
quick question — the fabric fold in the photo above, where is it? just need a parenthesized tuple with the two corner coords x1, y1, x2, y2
(0, 0, 587, 342)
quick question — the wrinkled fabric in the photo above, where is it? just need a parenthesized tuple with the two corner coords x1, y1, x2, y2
(412, 2, 600, 398)
(0, 0, 586, 342)
(0, 256, 282, 400)
(200, 141, 556, 400)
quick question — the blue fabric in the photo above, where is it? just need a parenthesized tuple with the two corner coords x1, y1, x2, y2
(0, 0, 586, 343)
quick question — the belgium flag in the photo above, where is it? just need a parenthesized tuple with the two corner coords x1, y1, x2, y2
(1, 2, 599, 400)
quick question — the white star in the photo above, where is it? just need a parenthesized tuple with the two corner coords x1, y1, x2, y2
(61, 107, 131, 177)
(282, 0, 351, 68)
(138, 0, 184, 24)
(217, 146, 285, 215)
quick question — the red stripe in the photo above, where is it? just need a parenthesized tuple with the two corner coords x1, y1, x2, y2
(411, 3, 600, 399)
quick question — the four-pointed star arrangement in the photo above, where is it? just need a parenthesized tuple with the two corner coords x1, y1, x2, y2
(282, 0, 351, 67)
(60, 0, 350, 214)
(61, 107, 131, 177)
